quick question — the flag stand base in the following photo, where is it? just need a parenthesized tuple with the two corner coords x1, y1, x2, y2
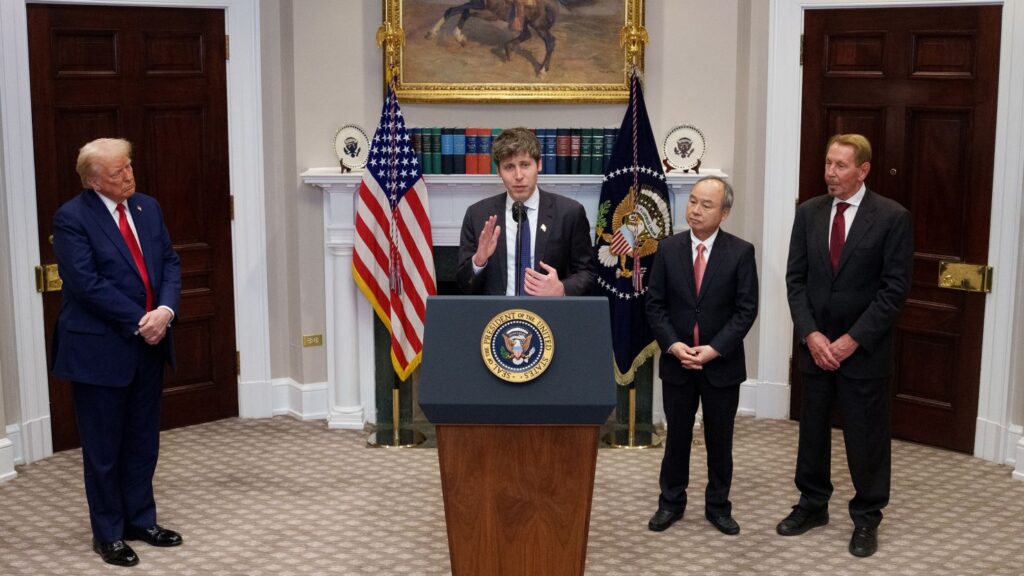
(367, 386, 425, 448)
(603, 384, 662, 448)
(367, 427, 426, 448)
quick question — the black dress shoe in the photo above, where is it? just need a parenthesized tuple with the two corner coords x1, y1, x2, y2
(705, 512, 740, 535)
(125, 524, 183, 547)
(647, 509, 683, 532)
(93, 539, 139, 567)
(776, 505, 829, 536)
(849, 526, 878, 557)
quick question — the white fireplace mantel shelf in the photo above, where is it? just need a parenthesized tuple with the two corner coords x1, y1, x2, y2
(301, 168, 727, 428)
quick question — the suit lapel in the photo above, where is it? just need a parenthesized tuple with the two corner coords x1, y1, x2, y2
(813, 198, 833, 274)
(697, 231, 726, 303)
(494, 194, 509, 293)
(680, 231, 698, 300)
(836, 190, 878, 276)
(84, 190, 138, 275)
(533, 189, 554, 269)
(128, 196, 158, 286)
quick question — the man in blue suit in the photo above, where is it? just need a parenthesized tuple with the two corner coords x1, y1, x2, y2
(51, 138, 183, 567)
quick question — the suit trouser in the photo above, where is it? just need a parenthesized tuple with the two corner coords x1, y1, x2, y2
(795, 371, 891, 528)
(658, 372, 740, 516)
(73, 341, 164, 543)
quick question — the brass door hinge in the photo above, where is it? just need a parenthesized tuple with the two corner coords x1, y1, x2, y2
(35, 263, 63, 293)
(230, 196, 234, 221)
(236, 351, 241, 376)
(226, 34, 230, 60)
(800, 34, 804, 66)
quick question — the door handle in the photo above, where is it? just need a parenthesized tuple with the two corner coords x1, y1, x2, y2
(937, 261, 992, 293)
(35, 263, 63, 293)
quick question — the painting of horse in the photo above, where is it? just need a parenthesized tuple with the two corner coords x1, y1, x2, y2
(398, 0, 630, 94)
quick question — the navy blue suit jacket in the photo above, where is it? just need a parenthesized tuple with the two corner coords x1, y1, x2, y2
(646, 229, 759, 388)
(51, 190, 181, 387)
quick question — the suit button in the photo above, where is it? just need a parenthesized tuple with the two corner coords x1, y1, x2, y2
(695, 308, 701, 314)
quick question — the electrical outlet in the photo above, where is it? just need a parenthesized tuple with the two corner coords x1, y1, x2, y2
(302, 334, 323, 347)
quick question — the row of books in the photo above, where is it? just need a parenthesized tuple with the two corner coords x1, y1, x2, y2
(409, 127, 620, 176)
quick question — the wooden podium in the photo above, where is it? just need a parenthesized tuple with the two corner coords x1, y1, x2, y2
(421, 297, 615, 576)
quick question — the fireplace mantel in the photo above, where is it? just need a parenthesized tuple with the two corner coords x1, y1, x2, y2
(301, 169, 727, 427)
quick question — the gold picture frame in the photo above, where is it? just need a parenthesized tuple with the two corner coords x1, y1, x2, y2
(379, 0, 647, 103)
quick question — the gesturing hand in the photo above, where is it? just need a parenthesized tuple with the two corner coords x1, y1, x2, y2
(473, 215, 501, 267)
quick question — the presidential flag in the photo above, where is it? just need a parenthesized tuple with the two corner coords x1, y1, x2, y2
(594, 70, 672, 384)
(353, 86, 437, 381)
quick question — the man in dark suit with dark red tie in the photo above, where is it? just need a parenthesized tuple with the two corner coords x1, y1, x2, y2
(645, 176, 759, 536)
(778, 134, 913, 558)
(51, 138, 183, 567)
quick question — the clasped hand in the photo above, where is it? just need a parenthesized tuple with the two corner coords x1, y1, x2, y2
(668, 342, 719, 370)
(138, 308, 173, 345)
(806, 331, 858, 371)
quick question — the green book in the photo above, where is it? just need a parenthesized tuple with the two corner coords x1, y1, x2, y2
(591, 127, 605, 174)
(491, 128, 502, 174)
(429, 127, 442, 175)
(580, 128, 593, 175)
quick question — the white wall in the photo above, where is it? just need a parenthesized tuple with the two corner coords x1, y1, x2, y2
(266, 0, 754, 384)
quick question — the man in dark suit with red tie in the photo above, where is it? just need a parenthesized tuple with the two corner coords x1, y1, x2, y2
(51, 138, 183, 567)
(456, 127, 595, 296)
(778, 134, 913, 557)
(645, 176, 759, 536)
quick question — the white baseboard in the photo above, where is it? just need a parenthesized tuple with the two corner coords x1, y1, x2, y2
(737, 379, 790, 419)
(0, 436, 16, 483)
(5, 424, 23, 465)
(237, 377, 274, 418)
(1008, 426, 1023, 481)
(19, 414, 52, 464)
(271, 378, 328, 420)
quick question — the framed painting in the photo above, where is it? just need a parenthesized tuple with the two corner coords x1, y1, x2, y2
(381, 0, 647, 103)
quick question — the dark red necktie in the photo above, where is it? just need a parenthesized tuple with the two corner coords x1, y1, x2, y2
(693, 243, 706, 345)
(830, 202, 850, 273)
(116, 203, 153, 311)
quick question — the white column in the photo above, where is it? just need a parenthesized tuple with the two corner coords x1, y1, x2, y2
(326, 244, 364, 429)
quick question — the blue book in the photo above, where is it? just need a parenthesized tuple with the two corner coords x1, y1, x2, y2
(541, 128, 557, 174)
(441, 128, 454, 174)
(453, 129, 466, 174)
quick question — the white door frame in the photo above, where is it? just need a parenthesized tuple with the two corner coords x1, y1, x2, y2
(0, 0, 271, 464)
(760, 0, 1024, 463)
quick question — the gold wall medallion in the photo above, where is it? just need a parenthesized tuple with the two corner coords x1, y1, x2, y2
(480, 309, 555, 383)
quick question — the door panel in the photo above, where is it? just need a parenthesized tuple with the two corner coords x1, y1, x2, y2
(793, 6, 1000, 453)
(28, 4, 238, 451)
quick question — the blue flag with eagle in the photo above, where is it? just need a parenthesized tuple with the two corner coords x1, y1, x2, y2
(594, 69, 672, 385)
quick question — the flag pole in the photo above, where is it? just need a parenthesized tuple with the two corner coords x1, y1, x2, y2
(368, 379, 426, 448)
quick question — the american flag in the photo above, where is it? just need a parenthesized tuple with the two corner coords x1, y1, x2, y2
(353, 86, 436, 381)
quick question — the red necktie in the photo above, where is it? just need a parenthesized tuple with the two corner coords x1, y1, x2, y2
(693, 243, 706, 345)
(830, 202, 850, 273)
(117, 203, 154, 311)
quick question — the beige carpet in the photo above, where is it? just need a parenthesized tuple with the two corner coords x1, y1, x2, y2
(0, 416, 1021, 576)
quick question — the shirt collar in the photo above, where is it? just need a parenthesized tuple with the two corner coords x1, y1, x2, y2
(94, 189, 124, 215)
(691, 227, 720, 252)
(833, 184, 866, 208)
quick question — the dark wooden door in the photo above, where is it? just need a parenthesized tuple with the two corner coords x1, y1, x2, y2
(792, 6, 1001, 453)
(28, 4, 238, 451)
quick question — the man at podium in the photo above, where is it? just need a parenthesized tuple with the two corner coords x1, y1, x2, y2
(645, 176, 759, 536)
(456, 127, 595, 296)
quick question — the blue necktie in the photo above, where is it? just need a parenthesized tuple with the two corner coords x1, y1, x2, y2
(518, 208, 531, 296)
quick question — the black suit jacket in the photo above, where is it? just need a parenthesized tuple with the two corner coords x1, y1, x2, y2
(456, 189, 596, 295)
(646, 229, 759, 388)
(786, 189, 913, 379)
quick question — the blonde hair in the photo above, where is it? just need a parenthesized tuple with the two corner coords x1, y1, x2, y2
(827, 134, 872, 166)
(491, 127, 541, 166)
(76, 138, 132, 187)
